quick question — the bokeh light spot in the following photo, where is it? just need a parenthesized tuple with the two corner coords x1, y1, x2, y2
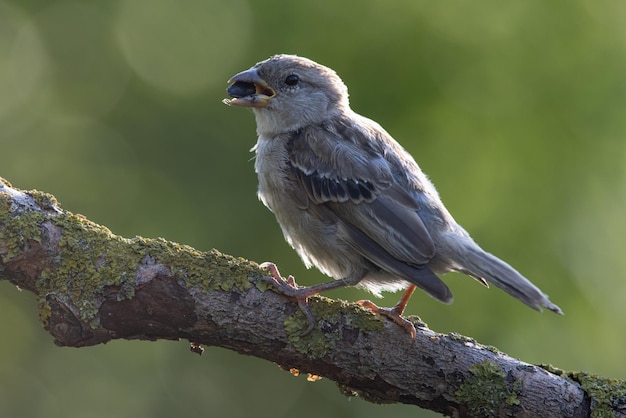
(114, 0, 252, 96)
(33, 2, 131, 121)
(0, 2, 48, 123)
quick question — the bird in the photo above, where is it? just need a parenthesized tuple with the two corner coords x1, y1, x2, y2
(223, 54, 562, 337)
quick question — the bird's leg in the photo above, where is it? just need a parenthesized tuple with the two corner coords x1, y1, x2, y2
(357, 285, 418, 339)
(259, 262, 360, 335)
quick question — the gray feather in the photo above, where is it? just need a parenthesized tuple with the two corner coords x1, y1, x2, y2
(226, 54, 562, 315)
(461, 247, 563, 314)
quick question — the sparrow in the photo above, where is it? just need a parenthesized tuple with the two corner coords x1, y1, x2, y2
(223, 54, 562, 337)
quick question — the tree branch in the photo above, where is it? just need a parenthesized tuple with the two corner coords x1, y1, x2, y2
(1, 177, 624, 417)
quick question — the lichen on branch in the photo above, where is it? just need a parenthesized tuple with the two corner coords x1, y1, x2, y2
(0, 177, 622, 417)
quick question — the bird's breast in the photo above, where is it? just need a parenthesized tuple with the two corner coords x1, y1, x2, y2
(252, 135, 358, 279)
(253, 136, 292, 210)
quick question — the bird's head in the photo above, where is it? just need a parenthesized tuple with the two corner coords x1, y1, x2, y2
(223, 54, 350, 135)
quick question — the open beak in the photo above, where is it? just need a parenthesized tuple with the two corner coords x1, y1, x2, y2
(222, 68, 275, 108)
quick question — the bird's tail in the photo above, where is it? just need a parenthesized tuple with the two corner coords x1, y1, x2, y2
(462, 247, 563, 314)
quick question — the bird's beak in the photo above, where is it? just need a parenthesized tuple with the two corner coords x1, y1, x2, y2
(222, 68, 275, 108)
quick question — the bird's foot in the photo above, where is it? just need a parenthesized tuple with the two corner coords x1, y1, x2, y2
(259, 262, 317, 335)
(356, 300, 417, 339)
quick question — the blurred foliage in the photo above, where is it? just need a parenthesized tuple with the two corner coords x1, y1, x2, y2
(2, 0, 626, 417)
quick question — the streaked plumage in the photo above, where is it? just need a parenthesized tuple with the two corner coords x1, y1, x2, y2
(224, 54, 561, 334)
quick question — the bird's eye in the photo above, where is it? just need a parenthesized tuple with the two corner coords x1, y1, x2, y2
(284, 74, 299, 86)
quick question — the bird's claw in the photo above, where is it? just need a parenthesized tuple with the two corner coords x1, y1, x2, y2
(259, 262, 300, 296)
(259, 262, 316, 335)
(357, 300, 417, 339)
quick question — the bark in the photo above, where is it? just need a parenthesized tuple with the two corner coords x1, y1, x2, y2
(1, 177, 624, 418)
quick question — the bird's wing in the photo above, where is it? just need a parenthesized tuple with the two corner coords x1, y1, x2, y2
(287, 120, 452, 303)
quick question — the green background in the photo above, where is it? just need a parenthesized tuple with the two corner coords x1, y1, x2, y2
(2, 1, 626, 417)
